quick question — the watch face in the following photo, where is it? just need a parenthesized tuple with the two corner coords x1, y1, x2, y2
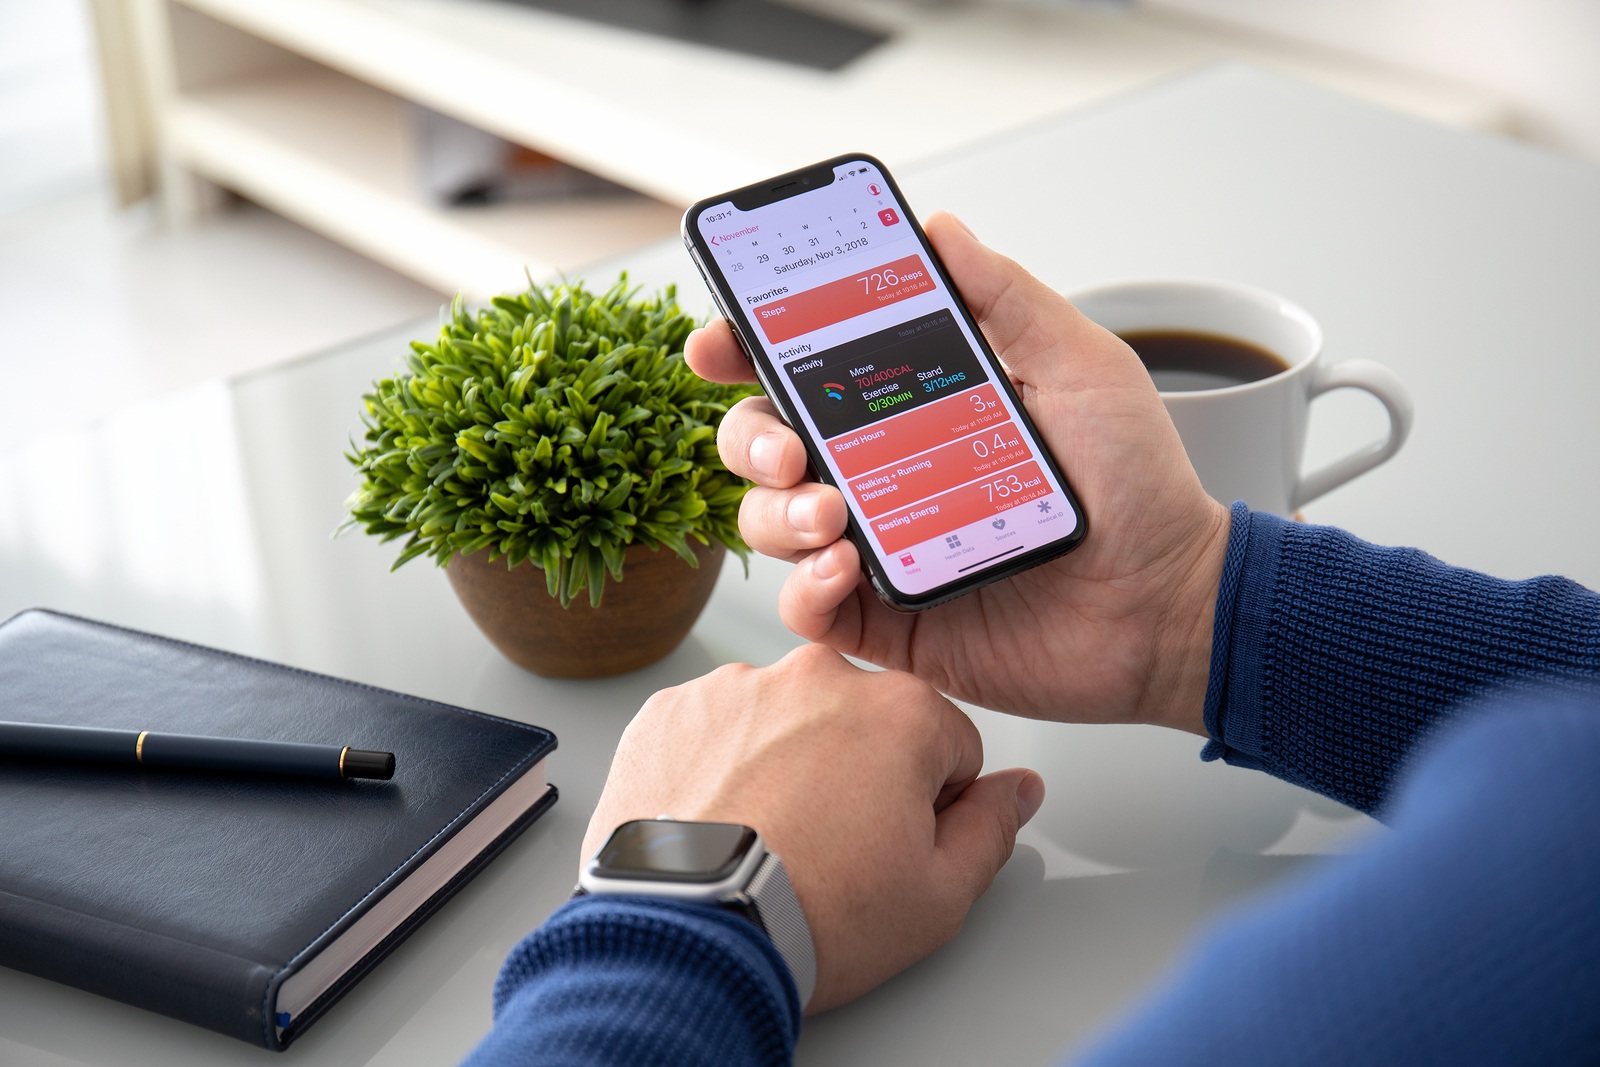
(592, 820, 758, 883)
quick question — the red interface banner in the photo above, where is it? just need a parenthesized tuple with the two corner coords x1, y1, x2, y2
(826, 384, 1009, 478)
(753, 255, 935, 344)
(871, 461, 1051, 554)
(849, 420, 1033, 520)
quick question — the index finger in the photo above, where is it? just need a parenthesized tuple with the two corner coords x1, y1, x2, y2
(685, 319, 758, 385)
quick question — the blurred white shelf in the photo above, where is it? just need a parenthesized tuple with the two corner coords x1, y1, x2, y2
(165, 63, 682, 298)
(126, 0, 1514, 297)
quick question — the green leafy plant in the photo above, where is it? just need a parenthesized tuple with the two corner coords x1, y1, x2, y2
(344, 275, 756, 607)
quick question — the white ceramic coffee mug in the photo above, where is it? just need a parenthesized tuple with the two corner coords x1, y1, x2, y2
(1067, 279, 1413, 516)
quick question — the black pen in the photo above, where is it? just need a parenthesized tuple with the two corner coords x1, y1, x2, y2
(0, 721, 395, 780)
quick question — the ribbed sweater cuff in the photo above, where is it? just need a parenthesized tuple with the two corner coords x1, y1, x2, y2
(1201, 501, 1263, 767)
(478, 896, 799, 1067)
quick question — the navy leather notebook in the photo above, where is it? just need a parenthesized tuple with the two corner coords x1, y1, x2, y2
(0, 608, 558, 1050)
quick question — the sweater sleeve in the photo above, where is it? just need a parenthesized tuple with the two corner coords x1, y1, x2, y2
(460, 896, 799, 1067)
(1079, 688, 1600, 1065)
(1200, 502, 1600, 814)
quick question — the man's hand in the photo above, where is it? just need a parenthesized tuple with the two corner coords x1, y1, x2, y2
(686, 212, 1230, 735)
(582, 644, 1044, 1013)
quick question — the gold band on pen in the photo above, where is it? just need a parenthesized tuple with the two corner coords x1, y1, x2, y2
(339, 746, 350, 777)
(136, 731, 148, 763)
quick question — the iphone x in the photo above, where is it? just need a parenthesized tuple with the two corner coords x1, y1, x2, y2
(682, 153, 1086, 611)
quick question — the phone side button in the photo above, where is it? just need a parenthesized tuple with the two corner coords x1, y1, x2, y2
(688, 248, 710, 286)
(689, 247, 754, 369)
(688, 247, 721, 306)
(731, 332, 756, 369)
(712, 298, 757, 369)
(706, 289, 754, 368)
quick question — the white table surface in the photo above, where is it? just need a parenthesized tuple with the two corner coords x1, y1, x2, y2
(3, 65, 1598, 1065)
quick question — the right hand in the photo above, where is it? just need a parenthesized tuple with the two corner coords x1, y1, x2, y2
(686, 212, 1230, 734)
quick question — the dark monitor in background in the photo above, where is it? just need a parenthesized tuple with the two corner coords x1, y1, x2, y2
(494, 0, 889, 70)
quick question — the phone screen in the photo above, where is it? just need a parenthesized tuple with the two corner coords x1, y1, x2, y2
(685, 155, 1083, 606)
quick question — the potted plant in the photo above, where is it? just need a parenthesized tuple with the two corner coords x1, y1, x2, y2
(344, 275, 755, 677)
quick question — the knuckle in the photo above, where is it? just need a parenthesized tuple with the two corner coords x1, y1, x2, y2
(717, 398, 763, 455)
(785, 642, 845, 673)
(971, 805, 1018, 888)
(737, 488, 784, 541)
(989, 800, 1019, 857)
(659, 662, 752, 714)
(705, 660, 756, 688)
(945, 847, 1002, 907)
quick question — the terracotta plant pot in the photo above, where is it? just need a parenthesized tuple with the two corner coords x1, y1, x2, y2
(444, 540, 726, 678)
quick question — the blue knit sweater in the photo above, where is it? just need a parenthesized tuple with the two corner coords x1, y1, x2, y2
(463, 505, 1600, 1066)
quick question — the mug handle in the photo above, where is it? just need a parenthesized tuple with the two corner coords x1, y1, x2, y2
(1293, 360, 1414, 510)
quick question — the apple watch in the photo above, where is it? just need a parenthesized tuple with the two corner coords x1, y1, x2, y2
(576, 818, 816, 1008)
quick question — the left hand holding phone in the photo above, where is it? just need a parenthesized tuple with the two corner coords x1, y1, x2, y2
(583, 643, 1043, 1014)
(687, 212, 1230, 736)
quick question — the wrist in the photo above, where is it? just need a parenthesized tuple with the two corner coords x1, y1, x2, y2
(1142, 498, 1232, 736)
(578, 819, 817, 1011)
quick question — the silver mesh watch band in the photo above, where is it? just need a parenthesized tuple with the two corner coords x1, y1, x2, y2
(746, 851, 817, 1010)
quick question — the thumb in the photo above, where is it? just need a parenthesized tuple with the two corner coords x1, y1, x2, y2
(934, 768, 1045, 901)
(924, 212, 1102, 387)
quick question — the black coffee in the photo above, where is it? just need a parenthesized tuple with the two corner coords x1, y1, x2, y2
(1121, 330, 1291, 392)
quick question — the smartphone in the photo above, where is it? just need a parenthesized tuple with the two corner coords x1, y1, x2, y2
(682, 153, 1086, 611)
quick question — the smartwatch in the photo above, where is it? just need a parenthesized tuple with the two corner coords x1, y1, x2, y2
(577, 818, 817, 1009)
